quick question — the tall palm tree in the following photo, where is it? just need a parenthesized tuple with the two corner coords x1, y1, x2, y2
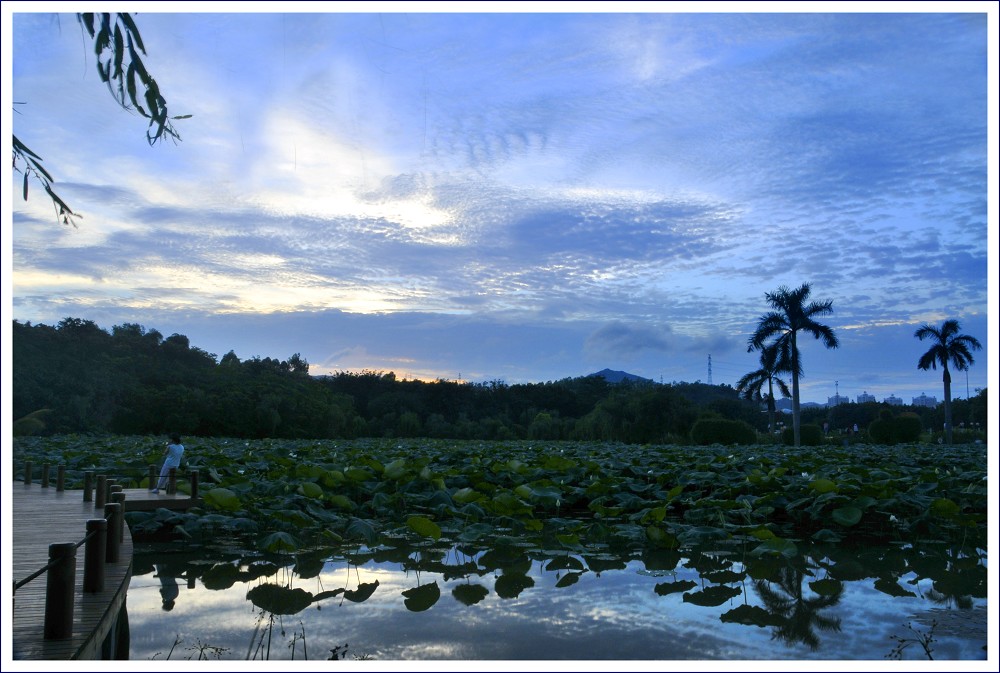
(914, 319, 982, 444)
(736, 344, 791, 436)
(748, 283, 839, 447)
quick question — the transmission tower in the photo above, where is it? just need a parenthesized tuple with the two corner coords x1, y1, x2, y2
(707, 354, 713, 385)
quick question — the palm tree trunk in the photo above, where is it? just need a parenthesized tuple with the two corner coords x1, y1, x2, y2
(943, 367, 953, 444)
(791, 332, 800, 447)
(767, 379, 775, 435)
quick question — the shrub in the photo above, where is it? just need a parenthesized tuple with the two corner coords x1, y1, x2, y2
(868, 419, 893, 444)
(868, 413, 922, 445)
(690, 418, 757, 445)
(782, 423, 824, 446)
(893, 413, 922, 443)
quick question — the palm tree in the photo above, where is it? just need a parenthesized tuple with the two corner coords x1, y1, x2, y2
(754, 562, 844, 651)
(736, 345, 791, 436)
(748, 283, 839, 447)
(914, 319, 982, 444)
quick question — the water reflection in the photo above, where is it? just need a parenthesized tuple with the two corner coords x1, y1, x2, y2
(126, 539, 987, 661)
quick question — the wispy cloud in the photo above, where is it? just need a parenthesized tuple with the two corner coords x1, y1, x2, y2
(7, 9, 990, 399)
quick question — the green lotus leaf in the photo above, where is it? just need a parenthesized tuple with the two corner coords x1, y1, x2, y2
(259, 531, 299, 553)
(203, 487, 241, 512)
(407, 515, 442, 540)
(297, 481, 323, 499)
(328, 494, 356, 511)
(930, 498, 960, 517)
(452, 487, 483, 504)
(750, 538, 798, 558)
(810, 478, 838, 494)
(832, 506, 863, 527)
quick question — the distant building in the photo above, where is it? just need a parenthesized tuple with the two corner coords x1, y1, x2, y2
(856, 391, 876, 404)
(912, 393, 938, 408)
(884, 394, 903, 406)
(827, 394, 847, 407)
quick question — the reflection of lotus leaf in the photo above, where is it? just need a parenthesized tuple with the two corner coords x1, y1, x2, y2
(874, 577, 916, 598)
(402, 581, 441, 612)
(654, 580, 697, 596)
(344, 580, 379, 603)
(704, 569, 746, 584)
(555, 571, 583, 588)
(293, 554, 326, 579)
(201, 562, 240, 590)
(720, 604, 785, 628)
(452, 583, 489, 606)
(495, 573, 534, 599)
(641, 548, 681, 571)
(247, 583, 314, 615)
(682, 585, 742, 606)
(546, 556, 584, 572)
(583, 555, 626, 573)
(808, 579, 843, 596)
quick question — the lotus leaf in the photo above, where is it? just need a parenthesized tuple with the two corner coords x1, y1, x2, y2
(682, 585, 742, 606)
(407, 515, 442, 540)
(247, 583, 314, 615)
(203, 487, 241, 512)
(402, 581, 441, 612)
(452, 583, 489, 606)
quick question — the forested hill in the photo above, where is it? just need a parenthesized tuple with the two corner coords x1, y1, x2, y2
(12, 318, 757, 442)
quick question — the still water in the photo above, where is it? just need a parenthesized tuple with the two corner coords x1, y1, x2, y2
(125, 542, 987, 661)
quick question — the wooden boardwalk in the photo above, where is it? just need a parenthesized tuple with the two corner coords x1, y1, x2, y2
(11, 483, 198, 659)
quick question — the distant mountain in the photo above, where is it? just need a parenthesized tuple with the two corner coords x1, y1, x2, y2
(590, 368, 653, 384)
(774, 397, 824, 412)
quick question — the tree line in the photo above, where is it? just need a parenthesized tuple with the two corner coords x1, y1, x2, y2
(9, 317, 755, 442)
(11, 317, 985, 444)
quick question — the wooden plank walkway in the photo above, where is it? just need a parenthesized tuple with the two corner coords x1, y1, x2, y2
(11, 483, 198, 659)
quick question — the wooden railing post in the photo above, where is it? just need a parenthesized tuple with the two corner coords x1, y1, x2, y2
(83, 471, 94, 503)
(148, 465, 157, 490)
(84, 519, 108, 593)
(167, 467, 177, 495)
(111, 492, 126, 542)
(104, 503, 122, 563)
(189, 469, 199, 499)
(94, 476, 107, 509)
(41, 463, 50, 488)
(43, 543, 76, 640)
(23, 460, 32, 485)
(56, 465, 66, 492)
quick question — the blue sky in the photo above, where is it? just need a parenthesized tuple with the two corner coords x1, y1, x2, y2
(4, 3, 996, 405)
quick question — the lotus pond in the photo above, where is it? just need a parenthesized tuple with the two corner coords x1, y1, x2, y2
(12, 436, 991, 661)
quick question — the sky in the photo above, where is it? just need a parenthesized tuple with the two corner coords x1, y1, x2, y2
(3, 2, 997, 406)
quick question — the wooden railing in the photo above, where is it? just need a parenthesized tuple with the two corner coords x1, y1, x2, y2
(12, 471, 124, 640)
(13, 461, 200, 642)
(20, 460, 200, 499)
